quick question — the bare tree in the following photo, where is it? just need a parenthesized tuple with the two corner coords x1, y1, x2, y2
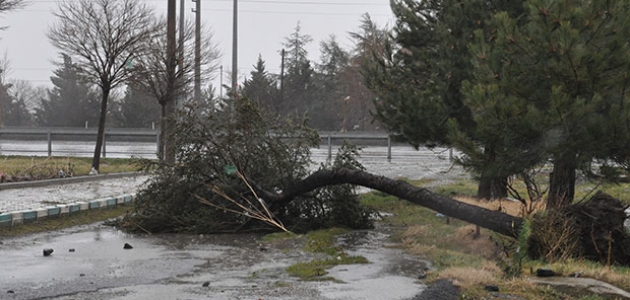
(47, 0, 159, 171)
(131, 17, 221, 162)
(10, 79, 43, 112)
(0, 0, 23, 11)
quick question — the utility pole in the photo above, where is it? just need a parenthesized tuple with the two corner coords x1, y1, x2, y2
(193, 0, 201, 108)
(165, 0, 177, 164)
(178, 0, 185, 109)
(231, 0, 238, 116)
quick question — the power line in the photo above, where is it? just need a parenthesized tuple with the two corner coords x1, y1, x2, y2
(28, 0, 389, 5)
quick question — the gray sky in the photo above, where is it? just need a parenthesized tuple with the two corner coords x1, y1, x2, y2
(0, 0, 394, 91)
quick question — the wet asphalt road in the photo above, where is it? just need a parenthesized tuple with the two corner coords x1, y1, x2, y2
(0, 222, 430, 300)
(0, 145, 460, 299)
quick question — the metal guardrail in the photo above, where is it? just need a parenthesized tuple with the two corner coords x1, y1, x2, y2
(0, 128, 441, 161)
(0, 128, 159, 158)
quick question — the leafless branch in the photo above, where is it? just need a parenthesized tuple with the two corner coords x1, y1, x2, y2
(130, 17, 221, 106)
(194, 170, 290, 233)
(47, 0, 160, 90)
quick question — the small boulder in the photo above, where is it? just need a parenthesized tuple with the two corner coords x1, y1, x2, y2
(123, 243, 133, 249)
(43, 248, 54, 257)
(202, 281, 210, 287)
(484, 284, 499, 292)
(535, 268, 556, 277)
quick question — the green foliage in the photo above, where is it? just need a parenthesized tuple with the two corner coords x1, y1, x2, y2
(463, 0, 630, 205)
(110, 84, 161, 128)
(35, 54, 101, 127)
(0, 81, 34, 127)
(125, 98, 374, 233)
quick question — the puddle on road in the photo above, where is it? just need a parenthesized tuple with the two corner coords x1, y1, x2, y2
(318, 229, 428, 300)
(0, 222, 427, 300)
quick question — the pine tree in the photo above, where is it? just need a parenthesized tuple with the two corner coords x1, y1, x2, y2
(464, 0, 630, 207)
(310, 35, 349, 131)
(365, 0, 524, 199)
(242, 55, 280, 114)
(35, 54, 100, 127)
(111, 84, 161, 128)
(281, 23, 316, 118)
(0, 82, 32, 126)
(347, 14, 390, 131)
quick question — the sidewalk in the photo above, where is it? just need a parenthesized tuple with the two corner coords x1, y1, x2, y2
(0, 174, 150, 226)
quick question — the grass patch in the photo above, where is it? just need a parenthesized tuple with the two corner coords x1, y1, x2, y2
(282, 227, 369, 281)
(287, 255, 368, 281)
(0, 206, 129, 238)
(359, 182, 630, 299)
(303, 227, 349, 255)
(0, 156, 141, 178)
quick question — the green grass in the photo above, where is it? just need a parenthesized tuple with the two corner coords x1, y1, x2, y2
(287, 255, 368, 281)
(278, 227, 369, 281)
(0, 156, 142, 178)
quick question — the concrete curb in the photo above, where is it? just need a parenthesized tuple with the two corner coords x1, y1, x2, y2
(0, 193, 136, 228)
(0, 172, 144, 191)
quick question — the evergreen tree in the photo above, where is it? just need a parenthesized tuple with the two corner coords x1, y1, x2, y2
(242, 55, 280, 114)
(0, 81, 32, 127)
(347, 14, 391, 131)
(35, 54, 100, 127)
(463, 0, 630, 207)
(311, 35, 349, 130)
(111, 84, 161, 128)
(281, 23, 317, 118)
(365, 0, 524, 199)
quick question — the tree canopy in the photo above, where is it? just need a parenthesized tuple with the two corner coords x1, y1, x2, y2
(461, 0, 630, 207)
(366, 0, 630, 206)
(35, 54, 100, 127)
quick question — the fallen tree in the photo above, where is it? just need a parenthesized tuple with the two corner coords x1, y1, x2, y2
(254, 167, 522, 238)
(125, 99, 630, 266)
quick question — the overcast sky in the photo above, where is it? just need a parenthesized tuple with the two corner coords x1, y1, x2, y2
(0, 0, 394, 92)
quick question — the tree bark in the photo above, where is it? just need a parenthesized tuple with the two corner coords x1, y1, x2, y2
(91, 86, 110, 171)
(547, 153, 576, 209)
(477, 147, 508, 200)
(255, 168, 523, 238)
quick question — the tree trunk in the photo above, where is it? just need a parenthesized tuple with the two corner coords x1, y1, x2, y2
(477, 146, 508, 200)
(91, 86, 110, 171)
(477, 175, 508, 200)
(164, 100, 176, 165)
(547, 153, 576, 209)
(256, 168, 523, 238)
(158, 104, 166, 161)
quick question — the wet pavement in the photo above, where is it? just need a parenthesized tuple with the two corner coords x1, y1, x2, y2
(0, 222, 429, 300)
(0, 146, 456, 299)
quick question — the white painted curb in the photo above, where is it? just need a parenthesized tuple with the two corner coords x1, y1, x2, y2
(0, 193, 136, 228)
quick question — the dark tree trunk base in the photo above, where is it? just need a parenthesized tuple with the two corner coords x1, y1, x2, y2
(529, 191, 630, 266)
